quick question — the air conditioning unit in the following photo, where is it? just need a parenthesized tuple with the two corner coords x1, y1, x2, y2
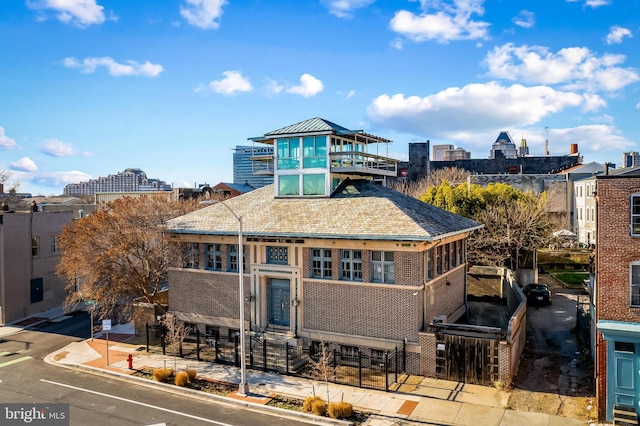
(433, 314, 448, 324)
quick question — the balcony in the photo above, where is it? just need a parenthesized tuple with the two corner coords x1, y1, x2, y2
(329, 152, 398, 177)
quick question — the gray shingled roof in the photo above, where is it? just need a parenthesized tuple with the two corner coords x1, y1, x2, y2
(264, 117, 351, 136)
(167, 180, 482, 241)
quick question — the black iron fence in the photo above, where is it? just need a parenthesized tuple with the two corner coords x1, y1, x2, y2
(145, 324, 406, 392)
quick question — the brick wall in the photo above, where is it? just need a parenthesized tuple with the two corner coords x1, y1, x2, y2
(303, 280, 422, 341)
(595, 176, 640, 419)
(168, 269, 249, 322)
(419, 332, 437, 377)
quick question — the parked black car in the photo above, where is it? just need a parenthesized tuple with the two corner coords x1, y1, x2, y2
(524, 283, 552, 305)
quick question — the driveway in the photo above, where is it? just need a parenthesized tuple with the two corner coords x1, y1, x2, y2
(508, 274, 597, 421)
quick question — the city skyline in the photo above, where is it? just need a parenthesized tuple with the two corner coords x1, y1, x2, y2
(1, 0, 639, 195)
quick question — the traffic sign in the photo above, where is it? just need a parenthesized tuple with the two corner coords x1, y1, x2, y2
(102, 319, 111, 331)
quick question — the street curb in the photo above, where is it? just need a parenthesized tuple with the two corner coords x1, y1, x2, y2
(44, 348, 352, 426)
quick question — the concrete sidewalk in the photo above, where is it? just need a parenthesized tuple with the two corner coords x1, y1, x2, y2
(3, 312, 596, 425)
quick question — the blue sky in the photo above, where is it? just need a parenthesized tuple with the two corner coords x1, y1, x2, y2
(1, 0, 639, 196)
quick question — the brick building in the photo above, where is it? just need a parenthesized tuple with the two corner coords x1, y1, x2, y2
(594, 166, 640, 421)
(0, 205, 73, 324)
(165, 118, 481, 377)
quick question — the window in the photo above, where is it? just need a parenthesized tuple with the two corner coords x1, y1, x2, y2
(183, 243, 200, 269)
(278, 175, 299, 196)
(371, 349, 385, 366)
(303, 136, 327, 168)
(340, 345, 359, 365)
(32, 237, 39, 257)
(451, 241, 457, 268)
(615, 342, 635, 353)
(371, 251, 394, 283)
(436, 246, 442, 275)
(340, 250, 362, 281)
(276, 138, 300, 170)
(267, 246, 288, 265)
(631, 195, 640, 235)
(228, 328, 239, 342)
(443, 243, 450, 272)
(206, 244, 222, 271)
(228, 244, 246, 272)
(184, 322, 197, 335)
(427, 249, 434, 279)
(303, 174, 325, 195)
(51, 235, 59, 253)
(457, 240, 463, 265)
(631, 263, 640, 307)
(311, 249, 332, 278)
(205, 326, 220, 340)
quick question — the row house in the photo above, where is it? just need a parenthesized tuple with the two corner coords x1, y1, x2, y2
(166, 118, 481, 376)
(594, 167, 640, 422)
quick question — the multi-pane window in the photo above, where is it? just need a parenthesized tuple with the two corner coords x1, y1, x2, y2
(632, 195, 640, 235)
(436, 246, 442, 275)
(303, 136, 327, 168)
(51, 235, 59, 253)
(276, 137, 300, 170)
(631, 263, 640, 307)
(32, 237, 39, 257)
(183, 243, 200, 269)
(371, 251, 395, 283)
(228, 244, 247, 272)
(311, 249, 332, 279)
(340, 345, 359, 364)
(278, 175, 299, 196)
(267, 246, 288, 265)
(340, 250, 362, 281)
(457, 240, 464, 265)
(451, 241, 457, 268)
(427, 249, 434, 279)
(205, 244, 222, 271)
(303, 174, 325, 195)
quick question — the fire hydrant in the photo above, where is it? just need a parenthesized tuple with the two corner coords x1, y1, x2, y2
(127, 354, 133, 370)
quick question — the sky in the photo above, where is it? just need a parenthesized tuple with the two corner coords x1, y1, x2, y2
(1, 0, 639, 196)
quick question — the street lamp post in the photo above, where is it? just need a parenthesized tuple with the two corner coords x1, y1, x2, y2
(217, 201, 249, 396)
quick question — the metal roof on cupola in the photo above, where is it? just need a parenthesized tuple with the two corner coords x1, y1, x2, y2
(249, 117, 392, 145)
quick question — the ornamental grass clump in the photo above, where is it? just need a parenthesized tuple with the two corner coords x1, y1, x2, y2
(303, 395, 323, 413)
(311, 399, 327, 416)
(152, 368, 174, 382)
(328, 402, 353, 419)
(186, 369, 197, 381)
(175, 371, 189, 387)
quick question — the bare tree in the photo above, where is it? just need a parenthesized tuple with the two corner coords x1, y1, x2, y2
(162, 313, 189, 371)
(57, 195, 202, 322)
(308, 341, 335, 403)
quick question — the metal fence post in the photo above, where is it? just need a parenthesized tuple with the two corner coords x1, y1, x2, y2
(358, 350, 362, 388)
(286, 344, 290, 375)
(263, 339, 267, 371)
(235, 334, 240, 367)
(384, 352, 389, 390)
(395, 346, 399, 383)
(161, 324, 166, 355)
(146, 323, 150, 352)
(196, 329, 201, 361)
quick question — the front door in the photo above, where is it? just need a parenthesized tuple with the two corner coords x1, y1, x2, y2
(269, 278, 290, 327)
(611, 344, 637, 409)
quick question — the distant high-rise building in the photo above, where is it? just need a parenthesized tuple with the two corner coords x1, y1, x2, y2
(490, 131, 517, 159)
(233, 145, 274, 189)
(519, 138, 530, 157)
(432, 144, 454, 161)
(63, 168, 171, 196)
(622, 151, 640, 168)
(442, 147, 471, 161)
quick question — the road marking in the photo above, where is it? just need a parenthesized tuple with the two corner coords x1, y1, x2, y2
(0, 352, 10, 357)
(0, 356, 31, 368)
(40, 379, 233, 426)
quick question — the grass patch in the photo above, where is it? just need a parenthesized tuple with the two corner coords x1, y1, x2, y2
(550, 270, 589, 288)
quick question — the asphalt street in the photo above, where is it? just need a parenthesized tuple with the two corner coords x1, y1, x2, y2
(0, 314, 312, 426)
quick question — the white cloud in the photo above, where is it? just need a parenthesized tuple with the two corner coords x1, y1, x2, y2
(322, 0, 375, 18)
(483, 43, 639, 92)
(27, 0, 107, 27)
(389, 0, 490, 44)
(512, 10, 534, 28)
(0, 127, 17, 149)
(41, 139, 91, 157)
(264, 79, 284, 95)
(180, 0, 226, 29)
(202, 71, 253, 95)
(34, 171, 93, 187)
(286, 74, 324, 97)
(606, 26, 632, 45)
(636, 102, 640, 111)
(552, 124, 633, 151)
(63, 57, 163, 77)
(366, 82, 589, 137)
(10, 157, 38, 173)
(585, 0, 610, 7)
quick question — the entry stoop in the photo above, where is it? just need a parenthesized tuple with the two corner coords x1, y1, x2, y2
(614, 405, 639, 426)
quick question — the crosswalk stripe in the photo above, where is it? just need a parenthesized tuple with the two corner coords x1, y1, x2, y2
(0, 356, 31, 368)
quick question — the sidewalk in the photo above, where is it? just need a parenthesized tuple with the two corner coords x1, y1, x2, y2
(4, 313, 597, 426)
